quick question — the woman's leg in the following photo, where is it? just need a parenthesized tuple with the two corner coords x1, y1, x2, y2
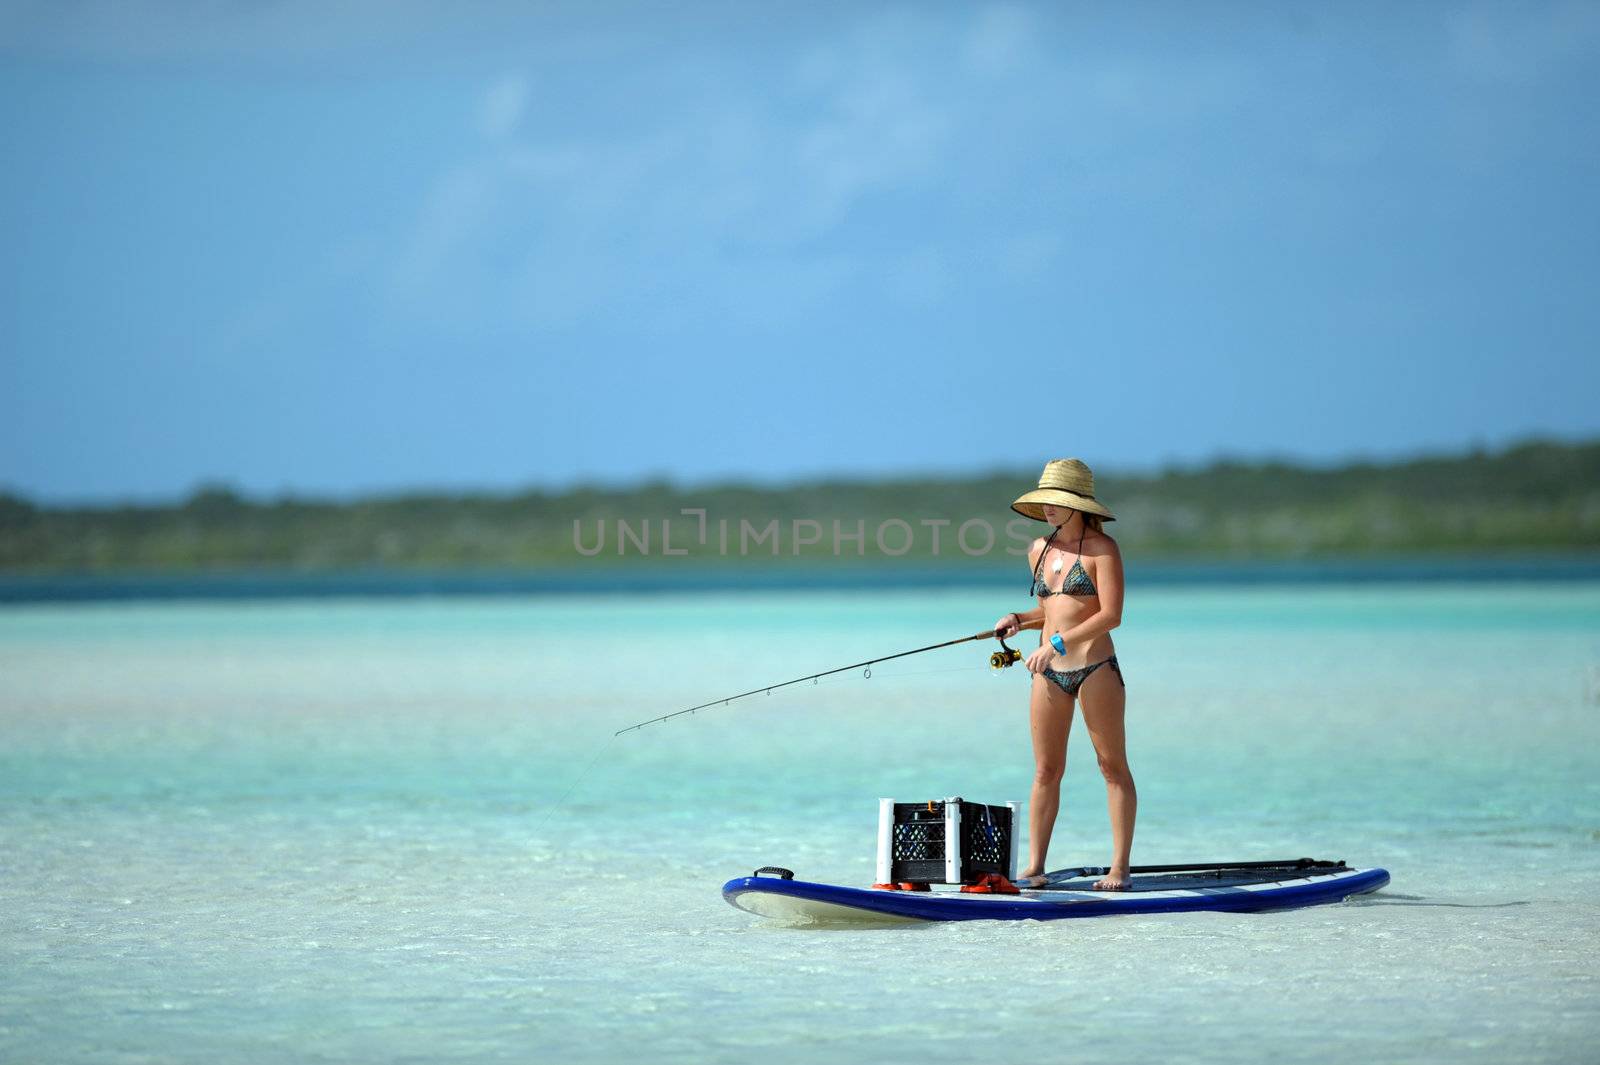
(1020, 674, 1073, 879)
(1078, 662, 1134, 889)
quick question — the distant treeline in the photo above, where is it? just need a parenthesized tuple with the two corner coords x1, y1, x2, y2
(2, 439, 1597, 572)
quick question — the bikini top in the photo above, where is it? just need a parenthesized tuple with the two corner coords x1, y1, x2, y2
(1029, 525, 1097, 598)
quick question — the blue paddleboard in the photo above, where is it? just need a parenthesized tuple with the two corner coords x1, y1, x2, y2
(723, 860, 1389, 924)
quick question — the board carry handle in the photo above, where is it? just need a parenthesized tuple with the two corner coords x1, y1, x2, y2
(753, 866, 795, 880)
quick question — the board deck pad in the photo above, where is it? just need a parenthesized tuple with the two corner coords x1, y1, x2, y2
(1029, 862, 1354, 891)
(723, 860, 1390, 924)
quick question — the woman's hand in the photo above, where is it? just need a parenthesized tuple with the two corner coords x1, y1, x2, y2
(1025, 644, 1055, 674)
(992, 613, 1020, 638)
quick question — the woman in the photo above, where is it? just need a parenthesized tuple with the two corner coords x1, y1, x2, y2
(993, 458, 1133, 891)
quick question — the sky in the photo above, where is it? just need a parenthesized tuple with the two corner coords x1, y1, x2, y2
(1, 1, 1597, 502)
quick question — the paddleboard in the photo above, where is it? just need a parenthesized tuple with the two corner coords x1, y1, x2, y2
(723, 859, 1389, 924)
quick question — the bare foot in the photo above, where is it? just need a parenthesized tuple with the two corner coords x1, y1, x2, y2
(1093, 869, 1131, 891)
(1013, 868, 1048, 888)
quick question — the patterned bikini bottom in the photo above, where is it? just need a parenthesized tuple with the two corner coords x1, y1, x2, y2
(1040, 655, 1124, 697)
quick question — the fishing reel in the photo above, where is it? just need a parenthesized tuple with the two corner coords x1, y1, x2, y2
(989, 637, 1022, 670)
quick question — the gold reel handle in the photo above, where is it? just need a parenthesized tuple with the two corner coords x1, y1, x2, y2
(989, 637, 1022, 670)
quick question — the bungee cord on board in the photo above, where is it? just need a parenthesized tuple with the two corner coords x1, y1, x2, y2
(614, 628, 1023, 736)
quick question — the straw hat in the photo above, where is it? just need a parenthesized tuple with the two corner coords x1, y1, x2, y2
(1011, 458, 1115, 522)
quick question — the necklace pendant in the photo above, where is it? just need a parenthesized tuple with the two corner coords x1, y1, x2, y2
(1051, 556, 1064, 573)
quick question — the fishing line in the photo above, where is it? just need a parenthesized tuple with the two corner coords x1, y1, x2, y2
(532, 734, 615, 840)
(615, 628, 1020, 736)
(536, 635, 1015, 832)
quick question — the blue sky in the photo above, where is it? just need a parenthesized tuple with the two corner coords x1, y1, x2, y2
(2, 1, 1597, 502)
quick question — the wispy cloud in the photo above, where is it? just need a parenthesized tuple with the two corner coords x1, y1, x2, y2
(477, 73, 531, 140)
(382, 10, 991, 335)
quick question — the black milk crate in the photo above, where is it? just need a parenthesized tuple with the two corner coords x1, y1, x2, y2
(876, 797, 1021, 885)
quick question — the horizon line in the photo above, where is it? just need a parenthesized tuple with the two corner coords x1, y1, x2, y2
(3, 432, 1594, 511)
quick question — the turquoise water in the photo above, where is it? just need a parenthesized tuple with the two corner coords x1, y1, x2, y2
(3, 583, 1599, 1062)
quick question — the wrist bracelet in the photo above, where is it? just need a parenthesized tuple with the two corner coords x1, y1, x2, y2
(1050, 633, 1066, 654)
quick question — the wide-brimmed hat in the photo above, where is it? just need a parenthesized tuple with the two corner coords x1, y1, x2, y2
(1011, 458, 1115, 522)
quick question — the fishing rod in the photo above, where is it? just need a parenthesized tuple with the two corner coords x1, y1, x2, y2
(615, 628, 1024, 736)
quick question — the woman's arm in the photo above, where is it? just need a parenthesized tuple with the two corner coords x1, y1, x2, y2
(993, 606, 1044, 637)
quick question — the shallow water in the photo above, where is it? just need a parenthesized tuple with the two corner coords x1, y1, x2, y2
(3, 583, 1598, 1062)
